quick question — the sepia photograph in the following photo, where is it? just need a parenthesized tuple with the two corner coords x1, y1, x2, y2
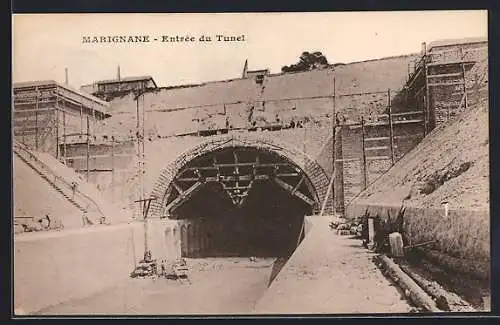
(11, 11, 490, 315)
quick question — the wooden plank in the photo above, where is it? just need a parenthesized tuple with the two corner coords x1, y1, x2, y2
(292, 175, 305, 195)
(171, 180, 184, 195)
(13, 107, 55, 113)
(176, 175, 269, 182)
(460, 47, 468, 110)
(414, 85, 426, 97)
(223, 185, 253, 190)
(63, 109, 66, 162)
(352, 119, 423, 127)
(391, 110, 424, 117)
(56, 97, 60, 158)
(86, 116, 90, 181)
(13, 125, 56, 131)
(267, 172, 300, 177)
(165, 181, 203, 212)
(332, 76, 337, 214)
(233, 150, 239, 188)
(394, 134, 423, 140)
(426, 60, 475, 67)
(335, 158, 361, 163)
(182, 162, 292, 171)
(176, 173, 300, 182)
(388, 90, 396, 165)
(424, 63, 430, 135)
(65, 153, 134, 159)
(365, 136, 389, 142)
(426, 72, 463, 78)
(366, 155, 391, 161)
(56, 86, 108, 113)
(393, 119, 424, 125)
(111, 135, 115, 203)
(361, 116, 368, 190)
(80, 103, 83, 134)
(273, 177, 315, 206)
(16, 106, 80, 118)
(365, 146, 388, 151)
(406, 66, 424, 89)
(427, 81, 465, 87)
(35, 86, 39, 150)
(14, 99, 57, 106)
(63, 132, 87, 137)
(74, 168, 113, 172)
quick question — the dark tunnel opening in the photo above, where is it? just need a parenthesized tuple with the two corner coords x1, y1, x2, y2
(164, 147, 318, 258)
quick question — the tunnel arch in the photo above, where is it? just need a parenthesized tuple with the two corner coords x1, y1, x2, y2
(148, 133, 330, 219)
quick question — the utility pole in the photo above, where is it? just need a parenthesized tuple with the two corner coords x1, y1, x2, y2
(111, 130, 115, 203)
(136, 93, 142, 218)
(35, 86, 39, 151)
(136, 90, 147, 219)
(142, 94, 146, 206)
(320, 72, 336, 216)
(388, 89, 395, 165)
(86, 116, 90, 182)
(332, 73, 336, 215)
(361, 116, 368, 189)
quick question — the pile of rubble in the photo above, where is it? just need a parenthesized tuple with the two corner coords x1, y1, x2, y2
(130, 251, 158, 278)
(130, 251, 189, 282)
(14, 214, 64, 234)
(328, 211, 403, 255)
(329, 216, 366, 238)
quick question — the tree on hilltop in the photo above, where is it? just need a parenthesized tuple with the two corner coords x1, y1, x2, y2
(281, 51, 329, 73)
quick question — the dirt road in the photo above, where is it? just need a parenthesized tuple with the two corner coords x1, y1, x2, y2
(35, 221, 415, 315)
(253, 225, 414, 314)
(37, 258, 275, 315)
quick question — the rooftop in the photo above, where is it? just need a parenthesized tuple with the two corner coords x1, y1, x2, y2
(428, 36, 488, 50)
(13, 80, 111, 115)
(87, 75, 157, 87)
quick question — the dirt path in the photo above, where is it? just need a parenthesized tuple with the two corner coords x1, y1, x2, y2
(253, 226, 414, 314)
(35, 226, 414, 315)
(37, 258, 275, 315)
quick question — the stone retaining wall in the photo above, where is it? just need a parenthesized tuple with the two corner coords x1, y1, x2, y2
(345, 203, 489, 279)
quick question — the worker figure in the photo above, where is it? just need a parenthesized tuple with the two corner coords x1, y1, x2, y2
(71, 181, 78, 199)
(82, 210, 93, 227)
(336, 112, 342, 126)
(40, 214, 51, 230)
(99, 215, 110, 225)
(160, 260, 166, 278)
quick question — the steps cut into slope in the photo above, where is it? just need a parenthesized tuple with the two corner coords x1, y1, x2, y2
(14, 154, 84, 229)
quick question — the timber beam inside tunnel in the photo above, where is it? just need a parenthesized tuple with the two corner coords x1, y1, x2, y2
(165, 148, 317, 212)
(158, 146, 321, 258)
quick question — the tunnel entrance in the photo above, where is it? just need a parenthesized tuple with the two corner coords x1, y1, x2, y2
(163, 147, 319, 258)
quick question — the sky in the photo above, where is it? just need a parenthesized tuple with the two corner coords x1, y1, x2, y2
(12, 11, 487, 89)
